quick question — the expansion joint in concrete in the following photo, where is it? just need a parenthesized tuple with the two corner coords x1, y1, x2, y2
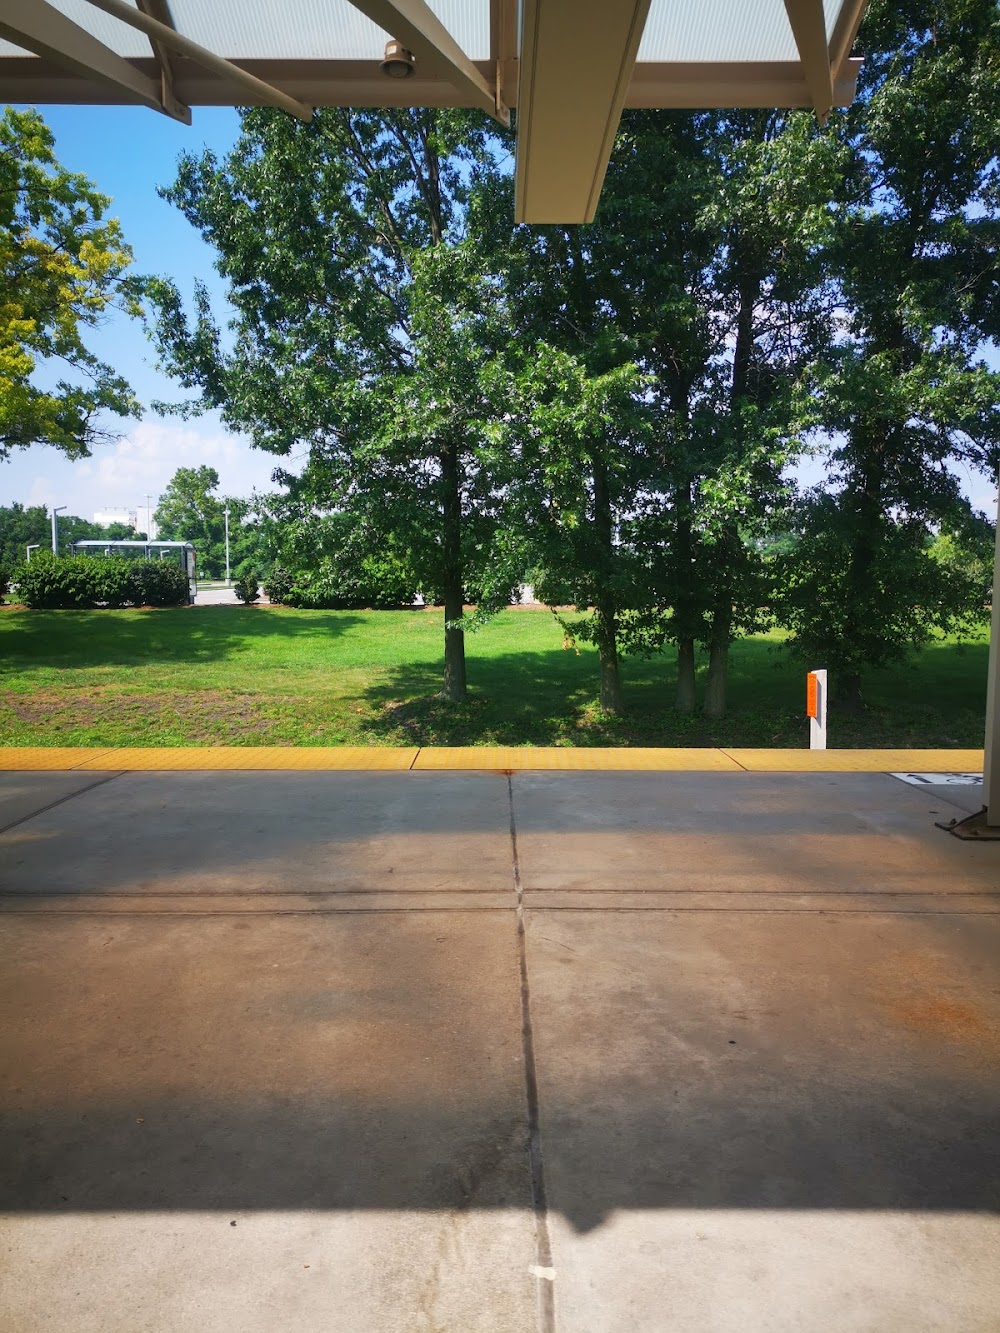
(0, 770, 124, 836)
(508, 774, 556, 1333)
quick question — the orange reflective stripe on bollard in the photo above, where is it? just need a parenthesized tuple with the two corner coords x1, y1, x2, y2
(806, 672, 819, 719)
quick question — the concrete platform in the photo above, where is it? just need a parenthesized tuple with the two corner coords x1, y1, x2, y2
(1, 770, 998, 1331)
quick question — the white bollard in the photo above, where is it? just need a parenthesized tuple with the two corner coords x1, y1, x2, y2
(807, 669, 828, 750)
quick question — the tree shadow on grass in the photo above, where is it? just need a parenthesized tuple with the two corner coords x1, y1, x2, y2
(359, 647, 799, 748)
(360, 635, 990, 749)
(0, 606, 366, 670)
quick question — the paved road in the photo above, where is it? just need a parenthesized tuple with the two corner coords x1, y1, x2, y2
(1, 770, 998, 1331)
(193, 584, 264, 606)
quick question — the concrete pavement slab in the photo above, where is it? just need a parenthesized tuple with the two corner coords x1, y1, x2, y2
(0, 910, 536, 1332)
(0, 771, 119, 832)
(0, 771, 513, 896)
(3, 770, 999, 1331)
(525, 907, 1000, 1331)
(511, 772, 1000, 899)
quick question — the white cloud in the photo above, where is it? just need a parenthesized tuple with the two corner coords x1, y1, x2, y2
(0, 415, 297, 520)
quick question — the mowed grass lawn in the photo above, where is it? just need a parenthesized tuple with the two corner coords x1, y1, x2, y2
(0, 604, 990, 749)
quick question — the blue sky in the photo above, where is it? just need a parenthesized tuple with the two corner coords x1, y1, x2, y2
(0, 104, 283, 523)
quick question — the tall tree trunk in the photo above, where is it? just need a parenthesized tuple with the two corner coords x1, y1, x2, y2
(596, 600, 624, 714)
(703, 600, 732, 719)
(440, 438, 466, 702)
(590, 444, 623, 714)
(676, 638, 696, 713)
(837, 443, 886, 714)
(836, 671, 864, 713)
(673, 472, 697, 713)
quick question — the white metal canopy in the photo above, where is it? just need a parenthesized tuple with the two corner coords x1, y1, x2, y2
(0, 0, 868, 221)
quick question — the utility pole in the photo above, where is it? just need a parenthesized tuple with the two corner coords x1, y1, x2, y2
(225, 506, 231, 584)
(50, 505, 66, 556)
(145, 494, 153, 541)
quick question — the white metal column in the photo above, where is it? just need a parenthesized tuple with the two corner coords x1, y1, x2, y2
(983, 483, 1000, 824)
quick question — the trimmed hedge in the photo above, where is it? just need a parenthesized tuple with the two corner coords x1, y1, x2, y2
(13, 554, 189, 609)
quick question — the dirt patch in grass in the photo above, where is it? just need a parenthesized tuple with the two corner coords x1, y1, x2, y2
(2, 687, 285, 744)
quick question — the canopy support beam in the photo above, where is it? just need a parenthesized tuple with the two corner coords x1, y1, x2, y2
(829, 0, 869, 75)
(135, 0, 188, 124)
(345, 0, 509, 125)
(783, 0, 835, 122)
(515, 0, 652, 224)
(0, 0, 187, 121)
(81, 0, 313, 121)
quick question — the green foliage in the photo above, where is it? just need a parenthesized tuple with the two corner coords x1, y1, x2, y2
(775, 494, 990, 682)
(233, 570, 260, 604)
(147, 108, 527, 700)
(781, 0, 1000, 703)
(153, 465, 255, 580)
(0, 502, 145, 565)
(262, 564, 294, 605)
(13, 553, 187, 609)
(142, 4, 1000, 717)
(129, 560, 191, 608)
(928, 526, 997, 608)
(0, 565, 9, 605)
(0, 108, 141, 458)
(281, 549, 417, 610)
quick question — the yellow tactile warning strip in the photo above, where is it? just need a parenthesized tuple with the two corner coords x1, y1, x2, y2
(0, 748, 120, 771)
(0, 746, 985, 772)
(412, 746, 742, 771)
(71, 747, 420, 771)
(723, 748, 984, 772)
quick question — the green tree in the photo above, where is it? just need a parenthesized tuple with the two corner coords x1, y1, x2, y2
(491, 346, 649, 714)
(782, 0, 1000, 709)
(153, 465, 250, 579)
(0, 108, 141, 459)
(148, 108, 520, 700)
(0, 502, 48, 566)
(486, 109, 835, 717)
(0, 503, 146, 564)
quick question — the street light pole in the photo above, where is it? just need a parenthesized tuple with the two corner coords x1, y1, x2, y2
(51, 506, 66, 556)
(225, 506, 231, 585)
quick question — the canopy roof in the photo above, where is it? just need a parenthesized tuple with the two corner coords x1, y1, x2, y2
(0, 0, 868, 221)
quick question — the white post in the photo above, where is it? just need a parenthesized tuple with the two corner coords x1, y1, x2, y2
(808, 668, 828, 750)
(26, 544, 40, 562)
(983, 483, 1000, 825)
(225, 506, 231, 585)
(50, 505, 66, 555)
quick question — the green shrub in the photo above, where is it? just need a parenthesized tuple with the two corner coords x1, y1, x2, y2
(14, 553, 97, 608)
(129, 560, 189, 607)
(0, 565, 9, 606)
(12, 553, 188, 609)
(233, 570, 261, 604)
(87, 557, 134, 609)
(282, 552, 417, 610)
(263, 564, 294, 605)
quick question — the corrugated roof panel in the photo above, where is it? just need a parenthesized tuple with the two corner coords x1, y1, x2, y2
(171, 0, 490, 62)
(0, 0, 490, 63)
(169, 0, 388, 61)
(824, 0, 843, 39)
(638, 0, 798, 62)
(4, 0, 150, 57)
